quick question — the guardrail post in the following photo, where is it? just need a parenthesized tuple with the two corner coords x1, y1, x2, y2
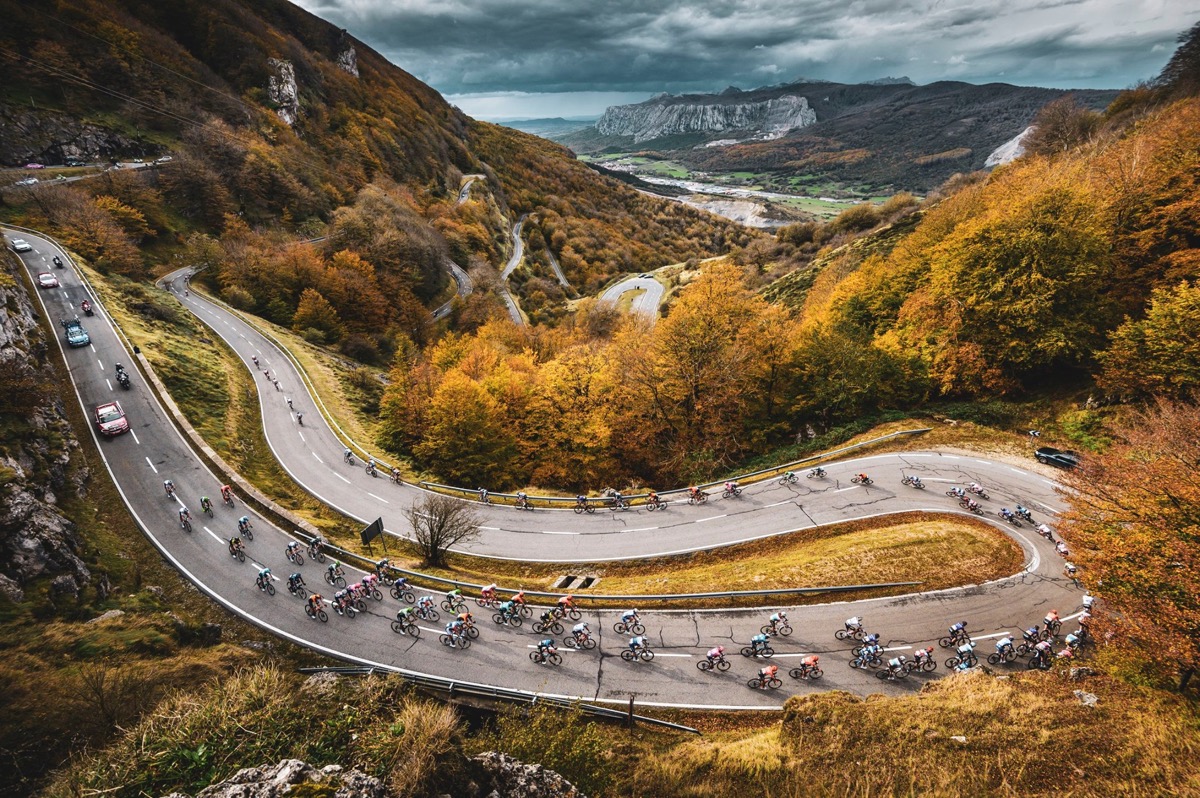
(627, 696, 634, 729)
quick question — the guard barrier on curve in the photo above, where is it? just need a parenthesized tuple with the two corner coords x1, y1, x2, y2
(299, 666, 700, 734)
(421, 426, 934, 508)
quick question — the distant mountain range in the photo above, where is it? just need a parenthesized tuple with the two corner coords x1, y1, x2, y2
(559, 80, 1119, 193)
(498, 117, 597, 138)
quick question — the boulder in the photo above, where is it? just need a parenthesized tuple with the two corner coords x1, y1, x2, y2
(473, 752, 586, 798)
(161, 758, 389, 798)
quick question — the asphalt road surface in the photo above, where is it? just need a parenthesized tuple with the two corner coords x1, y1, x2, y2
(599, 274, 664, 324)
(8, 226, 1086, 709)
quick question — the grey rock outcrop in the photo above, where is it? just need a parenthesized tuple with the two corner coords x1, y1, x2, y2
(473, 751, 586, 798)
(985, 125, 1034, 167)
(337, 46, 359, 78)
(596, 95, 816, 143)
(267, 58, 300, 126)
(161, 759, 389, 798)
(0, 264, 92, 602)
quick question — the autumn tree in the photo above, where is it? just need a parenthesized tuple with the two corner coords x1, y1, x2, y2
(405, 494, 481, 567)
(413, 370, 517, 487)
(1023, 97, 1102, 157)
(1099, 281, 1200, 398)
(292, 288, 343, 342)
(1060, 399, 1200, 691)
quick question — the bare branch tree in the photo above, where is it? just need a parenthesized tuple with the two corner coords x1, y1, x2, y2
(404, 493, 481, 566)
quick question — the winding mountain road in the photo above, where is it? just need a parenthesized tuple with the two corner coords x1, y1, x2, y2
(599, 274, 664, 324)
(8, 226, 1085, 709)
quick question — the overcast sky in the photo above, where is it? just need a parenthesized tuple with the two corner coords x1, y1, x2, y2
(293, 0, 1197, 119)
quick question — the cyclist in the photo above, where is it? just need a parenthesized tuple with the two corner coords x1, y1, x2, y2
(912, 647, 934, 668)
(1044, 609, 1061, 635)
(444, 619, 465, 647)
(306, 593, 324, 616)
(1015, 503, 1032, 519)
(557, 593, 575, 614)
(516, 490, 528, 508)
(220, 485, 233, 504)
(705, 645, 726, 666)
(1022, 626, 1042, 647)
(286, 397, 294, 409)
(575, 494, 588, 509)
(646, 489, 661, 506)
(1055, 540, 1070, 557)
(164, 479, 175, 498)
(343, 448, 354, 464)
(286, 541, 301, 560)
(252, 355, 259, 369)
(948, 620, 969, 642)
(995, 635, 1015, 658)
(199, 496, 213, 514)
(446, 587, 464, 608)
(497, 599, 518, 622)
(478, 487, 489, 503)
(1037, 522, 1053, 538)
(908, 476, 925, 488)
(750, 632, 771, 655)
(238, 516, 252, 535)
(809, 466, 826, 478)
(228, 536, 243, 557)
(512, 590, 527, 610)
(288, 573, 306, 593)
(767, 611, 788, 634)
(396, 605, 416, 628)
(393, 574, 411, 592)
(366, 457, 377, 476)
(327, 561, 344, 582)
(333, 589, 353, 615)
(628, 635, 649, 655)
(687, 486, 704, 501)
(1032, 639, 1053, 667)
(856, 473, 870, 483)
(756, 664, 779, 687)
(948, 486, 966, 498)
(481, 583, 498, 603)
(457, 609, 475, 629)
(360, 573, 379, 596)
(861, 631, 881, 648)
(375, 558, 391, 578)
(307, 537, 323, 559)
(885, 655, 907, 676)
(391, 466, 402, 483)
(539, 609, 558, 628)
(417, 595, 436, 615)
(611, 489, 625, 507)
(724, 480, 739, 495)
(571, 621, 590, 645)
(178, 507, 191, 527)
(621, 608, 639, 629)
(1082, 593, 1095, 611)
(844, 616, 864, 635)
(968, 481, 984, 494)
(999, 507, 1016, 521)
(256, 567, 272, 591)
(783, 470, 797, 482)
(296, 411, 304, 426)
(536, 638, 557, 660)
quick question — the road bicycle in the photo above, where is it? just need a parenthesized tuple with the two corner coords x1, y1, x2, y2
(573, 499, 595, 514)
(256, 576, 275, 595)
(391, 584, 415, 603)
(686, 491, 708, 505)
(534, 617, 564, 635)
(439, 633, 470, 650)
(307, 540, 326, 563)
(613, 619, 644, 635)
(644, 495, 667, 511)
(621, 647, 654, 662)
(697, 656, 731, 672)
(325, 569, 347, 588)
(305, 604, 328, 622)
(807, 467, 826, 479)
(788, 663, 823, 680)
(285, 547, 305, 566)
(239, 522, 254, 541)
(492, 611, 523, 628)
(761, 622, 793, 637)
(415, 605, 440, 622)
(563, 633, 596, 650)
(229, 545, 245, 563)
(741, 644, 775, 659)
(721, 486, 742, 499)
(530, 649, 562, 665)
(180, 516, 192, 533)
(777, 472, 799, 485)
(850, 475, 873, 485)
(747, 674, 782, 690)
(390, 616, 420, 637)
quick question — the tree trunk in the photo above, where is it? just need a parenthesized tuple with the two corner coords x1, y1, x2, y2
(1179, 667, 1195, 693)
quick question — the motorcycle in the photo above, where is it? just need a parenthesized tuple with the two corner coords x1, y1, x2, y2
(115, 364, 131, 389)
(53, 255, 64, 269)
(81, 300, 94, 316)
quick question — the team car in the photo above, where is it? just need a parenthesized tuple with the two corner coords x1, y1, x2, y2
(94, 401, 130, 436)
(61, 318, 91, 347)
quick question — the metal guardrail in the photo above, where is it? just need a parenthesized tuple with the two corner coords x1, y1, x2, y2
(421, 427, 933, 507)
(298, 666, 700, 733)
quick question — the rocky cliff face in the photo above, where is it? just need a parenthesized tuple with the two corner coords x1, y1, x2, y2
(337, 45, 359, 77)
(0, 107, 140, 166)
(596, 95, 816, 143)
(0, 260, 92, 602)
(266, 58, 300, 126)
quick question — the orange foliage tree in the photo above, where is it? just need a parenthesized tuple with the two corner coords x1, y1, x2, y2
(1060, 399, 1200, 691)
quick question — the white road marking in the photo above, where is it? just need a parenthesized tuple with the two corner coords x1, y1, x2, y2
(525, 644, 577, 654)
(334, 473, 351, 483)
(695, 514, 727, 523)
(298, 431, 305, 442)
(145, 457, 158, 473)
(647, 652, 692, 658)
(130, 430, 140, 444)
(765, 500, 791, 508)
(625, 527, 659, 532)
(543, 530, 578, 535)
(89, 344, 95, 352)
(924, 477, 957, 482)
(204, 526, 221, 542)
(834, 486, 858, 493)
(367, 492, 389, 504)
(479, 526, 499, 531)
(313, 452, 324, 463)
(105, 378, 113, 391)
(97, 359, 104, 370)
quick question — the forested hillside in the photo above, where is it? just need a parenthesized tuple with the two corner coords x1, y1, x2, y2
(381, 24, 1200, 489)
(0, 0, 747, 346)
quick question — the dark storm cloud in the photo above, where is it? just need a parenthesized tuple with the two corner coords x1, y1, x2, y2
(295, 0, 1195, 95)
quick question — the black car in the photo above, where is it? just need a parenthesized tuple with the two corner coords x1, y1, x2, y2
(1035, 447, 1081, 469)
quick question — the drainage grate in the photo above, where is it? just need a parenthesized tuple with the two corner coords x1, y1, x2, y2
(553, 574, 599, 590)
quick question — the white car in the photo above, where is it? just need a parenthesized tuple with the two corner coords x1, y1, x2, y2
(10, 238, 33, 252)
(16, 177, 38, 186)
(155, 155, 173, 164)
